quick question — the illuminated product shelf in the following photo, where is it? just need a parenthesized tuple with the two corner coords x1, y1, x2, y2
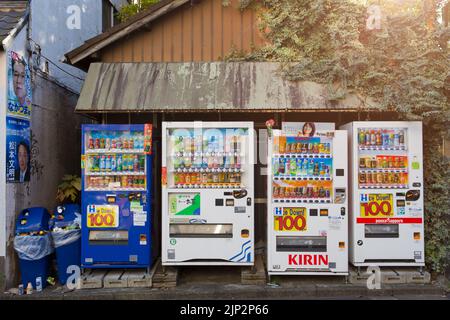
(171, 152, 245, 157)
(172, 184, 244, 189)
(172, 168, 244, 173)
(359, 184, 408, 189)
(273, 198, 332, 204)
(273, 176, 332, 181)
(86, 149, 145, 154)
(359, 168, 408, 173)
(274, 153, 332, 159)
(359, 146, 407, 151)
(86, 171, 145, 176)
(85, 187, 146, 192)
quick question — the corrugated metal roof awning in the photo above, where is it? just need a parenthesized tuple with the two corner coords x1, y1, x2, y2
(76, 62, 378, 112)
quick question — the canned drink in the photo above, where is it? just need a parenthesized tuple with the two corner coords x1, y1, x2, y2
(365, 157, 371, 168)
(36, 277, 42, 292)
(301, 143, 307, 153)
(95, 138, 100, 149)
(273, 186, 279, 197)
(384, 172, 389, 184)
(400, 173, 407, 185)
(359, 130, 365, 145)
(89, 138, 94, 149)
(371, 157, 377, 169)
(389, 156, 394, 168)
(296, 142, 302, 153)
(201, 173, 208, 185)
(366, 172, 372, 184)
(359, 173, 366, 184)
(285, 143, 291, 153)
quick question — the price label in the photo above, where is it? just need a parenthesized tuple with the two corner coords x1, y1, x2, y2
(360, 194, 393, 217)
(87, 205, 119, 228)
(274, 207, 307, 232)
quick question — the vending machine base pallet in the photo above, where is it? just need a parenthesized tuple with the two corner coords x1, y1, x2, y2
(80, 264, 157, 289)
(154, 260, 179, 288)
(241, 254, 267, 285)
(348, 266, 430, 285)
(80, 269, 108, 289)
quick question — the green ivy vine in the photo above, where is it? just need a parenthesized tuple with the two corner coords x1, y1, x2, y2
(230, 0, 450, 274)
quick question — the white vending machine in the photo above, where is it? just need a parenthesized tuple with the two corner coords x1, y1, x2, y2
(267, 123, 348, 276)
(162, 122, 254, 266)
(340, 121, 424, 267)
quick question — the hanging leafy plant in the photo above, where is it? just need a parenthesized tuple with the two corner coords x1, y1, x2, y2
(117, 0, 160, 22)
(56, 175, 81, 205)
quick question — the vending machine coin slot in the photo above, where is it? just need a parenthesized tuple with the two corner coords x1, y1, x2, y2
(247, 198, 252, 206)
(106, 194, 117, 203)
(406, 190, 420, 201)
(340, 207, 346, 216)
(233, 189, 248, 199)
(241, 229, 250, 238)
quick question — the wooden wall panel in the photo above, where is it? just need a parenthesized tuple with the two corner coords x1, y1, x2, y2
(212, 0, 223, 59)
(100, 0, 266, 63)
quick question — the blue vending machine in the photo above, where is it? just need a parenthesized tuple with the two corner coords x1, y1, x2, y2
(81, 124, 153, 269)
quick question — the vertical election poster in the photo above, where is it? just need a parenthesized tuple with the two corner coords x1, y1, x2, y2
(6, 117, 31, 183)
(6, 51, 32, 183)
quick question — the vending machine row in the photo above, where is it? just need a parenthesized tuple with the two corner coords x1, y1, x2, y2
(78, 121, 425, 273)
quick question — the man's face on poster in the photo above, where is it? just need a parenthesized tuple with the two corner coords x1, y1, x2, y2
(13, 61, 26, 105)
(18, 144, 28, 172)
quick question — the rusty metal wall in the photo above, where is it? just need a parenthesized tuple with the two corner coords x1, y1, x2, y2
(100, 0, 265, 63)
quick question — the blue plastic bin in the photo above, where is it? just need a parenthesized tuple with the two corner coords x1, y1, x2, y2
(14, 207, 53, 289)
(49, 204, 81, 285)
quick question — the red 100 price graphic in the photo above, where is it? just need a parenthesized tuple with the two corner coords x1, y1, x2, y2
(88, 213, 115, 227)
(275, 215, 306, 231)
(361, 201, 392, 217)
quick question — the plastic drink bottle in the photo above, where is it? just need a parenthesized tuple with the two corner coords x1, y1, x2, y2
(273, 158, 279, 176)
(100, 156, 106, 172)
(290, 158, 297, 176)
(111, 155, 117, 172)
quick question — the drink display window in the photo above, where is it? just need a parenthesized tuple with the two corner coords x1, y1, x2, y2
(271, 133, 333, 203)
(357, 128, 409, 189)
(167, 128, 249, 189)
(84, 130, 147, 191)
